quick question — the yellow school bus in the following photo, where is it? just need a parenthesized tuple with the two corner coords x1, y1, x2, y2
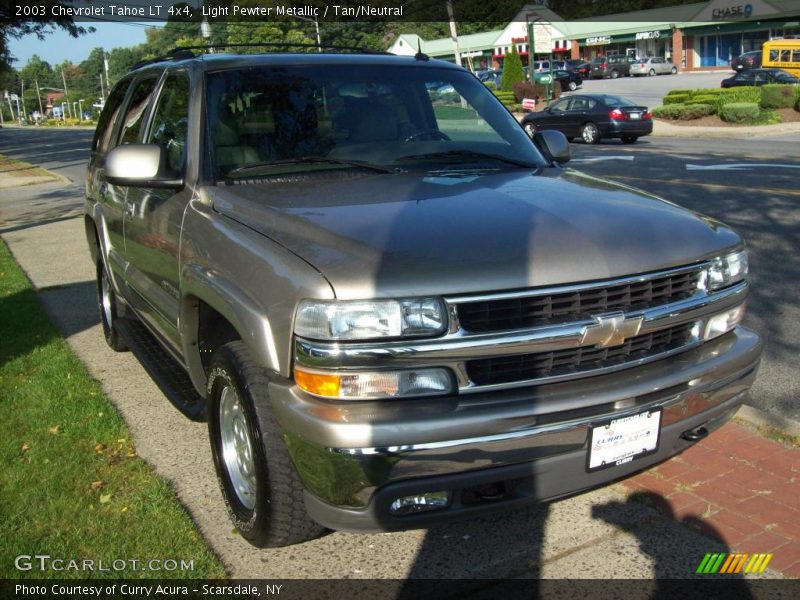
(762, 38, 800, 76)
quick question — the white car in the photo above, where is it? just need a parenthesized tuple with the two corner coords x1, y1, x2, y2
(630, 57, 678, 76)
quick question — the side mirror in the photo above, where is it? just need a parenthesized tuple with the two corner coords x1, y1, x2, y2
(534, 130, 571, 164)
(105, 144, 184, 189)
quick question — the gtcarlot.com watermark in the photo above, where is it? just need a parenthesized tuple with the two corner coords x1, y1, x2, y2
(14, 554, 194, 573)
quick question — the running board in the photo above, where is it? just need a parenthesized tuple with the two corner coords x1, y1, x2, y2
(116, 317, 207, 422)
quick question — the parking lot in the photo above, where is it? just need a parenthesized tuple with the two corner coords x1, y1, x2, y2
(1, 72, 799, 582)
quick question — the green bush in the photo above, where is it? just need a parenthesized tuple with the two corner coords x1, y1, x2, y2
(664, 94, 690, 105)
(796, 96, 800, 112)
(651, 104, 685, 119)
(679, 104, 716, 119)
(717, 87, 761, 109)
(686, 95, 719, 108)
(760, 84, 796, 109)
(501, 46, 525, 92)
(484, 80, 497, 90)
(719, 102, 760, 123)
(666, 88, 694, 96)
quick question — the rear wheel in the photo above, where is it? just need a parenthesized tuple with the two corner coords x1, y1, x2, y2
(581, 122, 600, 144)
(568, 81, 577, 91)
(648, 68, 656, 77)
(671, 66, 678, 74)
(621, 135, 638, 144)
(208, 341, 325, 547)
(96, 258, 127, 352)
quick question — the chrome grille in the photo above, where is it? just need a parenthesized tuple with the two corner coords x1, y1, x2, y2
(466, 322, 695, 386)
(457, 269, 701, 334)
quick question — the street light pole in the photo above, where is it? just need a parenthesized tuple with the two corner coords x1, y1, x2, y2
(78, 99, 84, 120)
(291, 14, 322, 51)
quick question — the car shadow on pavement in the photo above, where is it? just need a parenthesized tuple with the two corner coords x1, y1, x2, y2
(593, 492, 754, 597)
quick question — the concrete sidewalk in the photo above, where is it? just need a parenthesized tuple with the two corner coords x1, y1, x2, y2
(1, 175, 796, 582)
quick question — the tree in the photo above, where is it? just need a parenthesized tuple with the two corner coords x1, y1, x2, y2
(501, 45, 524, 92)
(0, 0, 92, 75)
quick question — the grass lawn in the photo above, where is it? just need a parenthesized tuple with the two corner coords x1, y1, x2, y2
(0, 239, 226, 579)
(0, 153, 59, 184)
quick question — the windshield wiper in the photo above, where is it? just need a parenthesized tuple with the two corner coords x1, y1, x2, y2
(226, 156, 397, 176)
(394, 150, 537, 169)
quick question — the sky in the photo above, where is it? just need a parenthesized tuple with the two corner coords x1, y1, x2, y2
(9, 22, 152, 68)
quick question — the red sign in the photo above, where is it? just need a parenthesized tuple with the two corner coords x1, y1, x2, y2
(511, 36, 528, 43)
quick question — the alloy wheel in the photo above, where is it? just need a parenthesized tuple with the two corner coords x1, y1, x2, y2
(219, 385, 257, 511)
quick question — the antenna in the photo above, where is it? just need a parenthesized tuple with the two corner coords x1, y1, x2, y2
(415, 39, 429, 61)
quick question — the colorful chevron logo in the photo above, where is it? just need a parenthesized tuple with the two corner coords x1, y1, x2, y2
(696, 553, 773, 574)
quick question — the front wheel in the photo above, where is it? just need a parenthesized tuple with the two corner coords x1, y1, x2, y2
(568, 81, 577, 91)
(581, 122, 600, 144)
(96, 259, 127, 351)
(610, 70, 619, 79)
(208, 342, 325, 547)
(621, 135, 638, 144)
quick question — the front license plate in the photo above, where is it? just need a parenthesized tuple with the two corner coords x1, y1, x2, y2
(587, 409, 661, 472)
(629, 112, 641, 119)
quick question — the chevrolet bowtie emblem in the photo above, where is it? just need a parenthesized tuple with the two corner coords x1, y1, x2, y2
(581, 312, 644, 348)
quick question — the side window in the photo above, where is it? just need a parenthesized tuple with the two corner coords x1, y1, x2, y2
(792, 49, 800, 62)
(549, 98, 570, 112)
(119, 76, 159, 145)
(769, 49, 779, 62)
(147, 74, 190, 174)
(93, 81, 129, 153)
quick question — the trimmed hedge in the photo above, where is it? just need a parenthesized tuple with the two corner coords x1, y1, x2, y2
(719, 102, 760, 123)
(666, 88, 694, 96)
(484, 80, 497, 90)
(686, 94, 719, 107)
(664, 94, 690, 105)
(760, 84, 796, 109)
(717, 87, 761, 107)
(651, 103, 714, 120)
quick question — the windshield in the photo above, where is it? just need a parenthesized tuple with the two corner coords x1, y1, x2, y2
(205, 64, 547, 179)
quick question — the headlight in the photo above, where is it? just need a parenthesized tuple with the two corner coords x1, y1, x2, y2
(707, 250, 748, 291)
(295, 298, 446, 341)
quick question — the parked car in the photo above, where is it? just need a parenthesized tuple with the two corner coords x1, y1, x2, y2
(568, 61, 592, 78)
(731, 50, 762, 71)
(533, 60, 567, 72)
(589, 54, 635, 79)
(721, 68, 800, 87)
(521, 94, 652, 144)
(87, 50, 759, 547)
(630, 57, 678, 76)
(534, 69, 583, 92)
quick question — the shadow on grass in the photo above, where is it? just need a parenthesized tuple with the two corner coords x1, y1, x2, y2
(0, 288, 59, 369)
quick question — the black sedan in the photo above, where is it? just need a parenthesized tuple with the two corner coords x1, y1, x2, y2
(532, 69, 582, 92)
(521, 94, 652, 144)
(721, 68, 799, 87)
(731, 50, 762, 71)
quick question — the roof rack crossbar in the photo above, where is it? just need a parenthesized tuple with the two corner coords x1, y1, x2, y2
(169, 42, 391, 55)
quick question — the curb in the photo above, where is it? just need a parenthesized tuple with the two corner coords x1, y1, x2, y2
(737, 404, 800, 438)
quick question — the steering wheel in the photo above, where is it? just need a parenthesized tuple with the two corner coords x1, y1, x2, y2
(403, 129, 451, 143)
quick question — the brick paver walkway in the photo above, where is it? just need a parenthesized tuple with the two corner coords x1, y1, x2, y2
(621, 421, 800, 577)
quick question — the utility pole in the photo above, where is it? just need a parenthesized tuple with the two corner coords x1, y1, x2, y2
(104, 53, 110, 93)
(61, 68, 71, 118)
(446, 0, 462, 67)
(35, 79, 44, 116)
(100, 73, 105, 100)
(20, 78, 26, 119)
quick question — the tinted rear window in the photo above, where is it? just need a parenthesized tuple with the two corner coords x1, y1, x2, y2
(603, 96, 636, 107)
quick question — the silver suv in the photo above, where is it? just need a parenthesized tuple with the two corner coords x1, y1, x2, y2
(85, 49, 761, 547)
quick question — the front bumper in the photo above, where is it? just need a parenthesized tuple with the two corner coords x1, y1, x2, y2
(268, 327, 761, 532)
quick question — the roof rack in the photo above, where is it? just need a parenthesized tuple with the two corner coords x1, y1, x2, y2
(169, 42, 391, 56)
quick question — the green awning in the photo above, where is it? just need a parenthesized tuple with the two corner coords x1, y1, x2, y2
(686, 20, 797, 36)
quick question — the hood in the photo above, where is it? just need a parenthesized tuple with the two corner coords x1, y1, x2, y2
(211, 167, 741, 299)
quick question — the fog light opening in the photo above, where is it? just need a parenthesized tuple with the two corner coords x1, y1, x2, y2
(390, 491, 450, 516)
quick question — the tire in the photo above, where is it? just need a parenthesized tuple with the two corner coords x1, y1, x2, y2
(610, 70, 619, 79)
(565, 137, 574, 143)
(621, 135, 638, 144)
(648, 69, 656, 77)
(671, 66, 678, 74)
(568, 81, 577, 91)
(523, 122, 536, 137)
(207, 341, 325, 547)
(96, 258, 128, 351)
(581, 122, 600, 144)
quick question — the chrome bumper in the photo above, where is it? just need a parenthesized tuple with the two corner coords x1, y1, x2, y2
(269, 327, 761, 529)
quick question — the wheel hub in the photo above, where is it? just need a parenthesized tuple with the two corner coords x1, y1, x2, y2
(219, 385, 257, 510)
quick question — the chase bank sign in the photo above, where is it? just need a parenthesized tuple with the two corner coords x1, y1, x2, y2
(712, 3, 754, 19)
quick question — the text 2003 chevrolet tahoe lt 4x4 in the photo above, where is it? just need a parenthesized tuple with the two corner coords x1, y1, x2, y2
(85, 51, 761, 547)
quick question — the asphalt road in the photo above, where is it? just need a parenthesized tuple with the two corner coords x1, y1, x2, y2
(0, 126, 795, 581)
